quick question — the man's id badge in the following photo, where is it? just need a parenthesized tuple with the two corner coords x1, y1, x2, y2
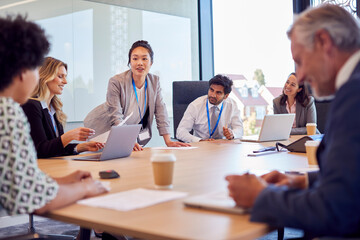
(138, 128, 150, 142)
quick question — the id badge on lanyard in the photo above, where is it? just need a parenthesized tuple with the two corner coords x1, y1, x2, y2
(133, 78, 150, 142)
(138, 128, 151, 142)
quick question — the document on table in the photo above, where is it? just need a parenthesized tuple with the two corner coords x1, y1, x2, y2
(151, 147, 198, 150)
(77, 188, 188, 211)
(91, 112, 133, 143)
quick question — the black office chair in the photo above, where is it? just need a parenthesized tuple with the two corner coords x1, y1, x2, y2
(172, 80, 209, 138)
(306, 83, 332, 134)
(315, 99, 332, 134)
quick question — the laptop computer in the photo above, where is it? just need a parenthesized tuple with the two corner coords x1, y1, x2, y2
(73, 124, 141, 161)
(241, 114, 295, 142)
(183, 191, 248, 214)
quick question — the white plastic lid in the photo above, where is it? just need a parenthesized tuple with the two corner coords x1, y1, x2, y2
(306, 123, 317, 126)
(151, 153, 176, 162)
(305, 140, 320, 147)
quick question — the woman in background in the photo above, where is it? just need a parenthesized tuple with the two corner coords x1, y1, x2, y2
(273, 73, 318, 135)
(22, 57, 104, 158)
(85, 40, 190, 150)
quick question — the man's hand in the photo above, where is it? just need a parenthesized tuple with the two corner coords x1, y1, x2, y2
(223, 126, 234, 140)
(261, 170, 307, 189)
(225, 173, 266, 208)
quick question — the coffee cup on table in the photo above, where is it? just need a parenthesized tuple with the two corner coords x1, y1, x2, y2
(151, 153, 176, 189)
(306, 123, 317, 135)
(305, 140, 320, 166)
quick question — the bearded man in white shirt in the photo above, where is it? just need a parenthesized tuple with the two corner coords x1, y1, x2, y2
(176, 75, 243, 143)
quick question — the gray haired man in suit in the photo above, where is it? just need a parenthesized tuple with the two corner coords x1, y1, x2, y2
(226, 4, 360, 238)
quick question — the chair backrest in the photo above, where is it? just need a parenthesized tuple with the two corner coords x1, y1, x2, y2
(172, 81, 209, 138)
(315, 99, 332, 134)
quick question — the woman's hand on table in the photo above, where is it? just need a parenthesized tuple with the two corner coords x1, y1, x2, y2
(133, 143, 144, 151)
(77, 142, 104, 153)
(163, 134, 191, 147)
(166, 141, 191, 147)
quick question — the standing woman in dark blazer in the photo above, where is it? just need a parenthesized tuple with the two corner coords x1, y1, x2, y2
(22, 57, 104, 158)
(273, 73, 318, 135)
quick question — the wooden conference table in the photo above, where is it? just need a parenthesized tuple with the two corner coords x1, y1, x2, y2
(38, 136, 312, 240)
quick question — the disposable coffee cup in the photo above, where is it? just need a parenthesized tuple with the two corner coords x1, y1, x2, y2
(151, 153, 176, 189)
(305, 140, 320, 166)
(306, 123, 317, 135)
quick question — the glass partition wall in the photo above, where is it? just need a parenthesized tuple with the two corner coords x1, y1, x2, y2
(0, 0, 199, 124)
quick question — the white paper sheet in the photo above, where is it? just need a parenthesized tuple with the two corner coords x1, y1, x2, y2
(151, 147, 198, 150)
(91, 112, 133, 143)
(233, 139, 242, 144)
(77, 188, 188, 211)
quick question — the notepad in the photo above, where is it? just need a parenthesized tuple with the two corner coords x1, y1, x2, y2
(184, 191, 249, 214)
(78, 188, 188, 211)
(151, 147, 198, 150)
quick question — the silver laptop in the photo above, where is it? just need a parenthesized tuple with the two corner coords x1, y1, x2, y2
(241, 114, 295, 142)
(183, 191, 248, 214)
(73, 124, 141, 161)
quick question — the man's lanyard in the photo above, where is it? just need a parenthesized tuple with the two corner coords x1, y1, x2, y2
(132, 78, 147, 124)
(206, 100, 224, 138)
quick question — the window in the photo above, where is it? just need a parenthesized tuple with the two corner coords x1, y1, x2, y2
(255, 106, 266, 120)
(241, 87, 248, 98)
(251, 88, 259, 98)
(212, 0, 294, 134)
(311, 0, 358, 16)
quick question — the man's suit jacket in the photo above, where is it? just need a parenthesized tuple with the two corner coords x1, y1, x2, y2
(22, 99, 77, 158)
(251, 63, 360, 237)
(273, 95, 317, 135)
(84, 70, 170, 146)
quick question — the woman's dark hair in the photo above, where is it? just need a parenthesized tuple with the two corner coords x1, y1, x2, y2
(127, 40, 154, 66)
(0, 15, 50, 91)
(280, 72, 310, 107)
(209, 74, 233, 94)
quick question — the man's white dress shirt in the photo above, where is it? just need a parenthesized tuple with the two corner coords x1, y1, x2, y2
(176, 95, 243, 143)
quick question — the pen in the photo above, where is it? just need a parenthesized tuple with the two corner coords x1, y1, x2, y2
(253, 146, 276, 153)
(285, 171, 305, 175)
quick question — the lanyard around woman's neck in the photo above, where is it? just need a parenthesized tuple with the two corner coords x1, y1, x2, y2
(206, 100, 224, 138)
(47, 104, 58, 137)
(132, 78, 147, 124)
